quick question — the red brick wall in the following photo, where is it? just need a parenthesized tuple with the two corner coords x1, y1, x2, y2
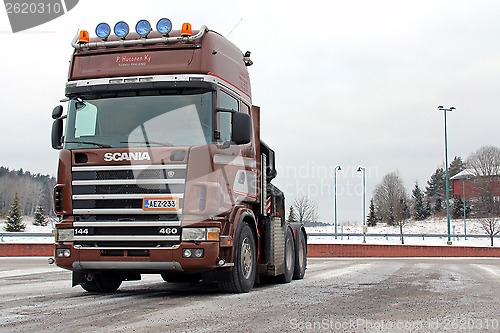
(307, 243, 500, 257)
(1, 243, 500, 258)
(0, 244, 54, 257)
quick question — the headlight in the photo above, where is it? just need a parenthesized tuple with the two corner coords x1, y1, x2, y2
(182, 228, 206, 241)
(57, 229, 74, 242)
(182, 227, 220, 241)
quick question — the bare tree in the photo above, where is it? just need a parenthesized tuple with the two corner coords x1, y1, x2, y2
(395, 197, 411, 244)
(478, 217, 500, 246)
(467, 146, 500, 176)
(373, 171, 408, 226)
(293, 196, 318, 223)
(466, 146, 500, 217)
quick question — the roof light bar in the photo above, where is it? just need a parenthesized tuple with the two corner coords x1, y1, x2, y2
(73, 19, 208, 50)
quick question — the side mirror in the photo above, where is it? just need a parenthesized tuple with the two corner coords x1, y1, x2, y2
(231, 112, 251, 145)
(51, 119, 63, 150)
(52, 105, 63, 119)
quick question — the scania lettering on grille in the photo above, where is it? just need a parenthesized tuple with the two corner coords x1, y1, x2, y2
(143, 197, 179, 211)
(104, 152, 151, 162)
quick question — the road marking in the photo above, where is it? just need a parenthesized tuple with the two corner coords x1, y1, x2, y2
(473, 264, 500, 278)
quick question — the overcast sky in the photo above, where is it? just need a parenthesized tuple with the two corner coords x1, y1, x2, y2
(0, 0, 499, 223)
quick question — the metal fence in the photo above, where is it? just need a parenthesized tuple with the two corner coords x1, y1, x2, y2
(307, 233, 499, 240)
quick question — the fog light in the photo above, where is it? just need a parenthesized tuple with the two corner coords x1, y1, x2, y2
(194, 249, 204, 258)
(183, 249, 192, 258)
(56, 248, 71, 258)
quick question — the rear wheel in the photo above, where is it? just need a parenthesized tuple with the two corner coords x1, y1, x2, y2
(293, 230, 307, 280)
(276, 227, 295, 283)
(80, 272, 122, 293)
(218, 222, 256, 293)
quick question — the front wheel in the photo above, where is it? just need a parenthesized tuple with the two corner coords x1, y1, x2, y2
(218, 222, 257, 293)
(80, 272, 122, 293)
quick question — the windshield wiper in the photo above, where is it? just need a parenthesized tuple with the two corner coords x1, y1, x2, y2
(65, 141, 112, 148)
(121, 141, 174, 147)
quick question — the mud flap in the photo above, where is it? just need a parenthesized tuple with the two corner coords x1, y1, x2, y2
(72, 271, 88, 287)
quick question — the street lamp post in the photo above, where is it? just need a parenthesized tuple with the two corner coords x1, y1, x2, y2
(357, 166, 366, 243)
(438, 105, 455, 245)
(334, 165, 341, 240)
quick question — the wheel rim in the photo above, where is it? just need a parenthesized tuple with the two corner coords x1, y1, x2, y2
(298, 237, 305, 266)
(241, 237, 253, 279)
(285, 238, 293, 270)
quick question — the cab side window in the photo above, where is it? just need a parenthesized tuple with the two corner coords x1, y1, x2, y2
(219, 91, 239, 142)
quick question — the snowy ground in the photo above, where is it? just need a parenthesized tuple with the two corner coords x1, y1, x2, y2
(0, 217, 55, 244)
(1, 216, 499, 247)
(306, 218, 500, 247)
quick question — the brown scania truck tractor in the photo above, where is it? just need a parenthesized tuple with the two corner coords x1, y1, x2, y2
(50, 18, 307, 293)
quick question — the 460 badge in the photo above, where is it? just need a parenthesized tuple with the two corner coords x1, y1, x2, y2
(143, 197, 179, 211)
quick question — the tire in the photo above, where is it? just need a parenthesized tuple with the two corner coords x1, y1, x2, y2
(293, 230, 307, 280)
(80, 272, 122, 293)
(276, 227, 295, 284)
(218, 223, 257, 293)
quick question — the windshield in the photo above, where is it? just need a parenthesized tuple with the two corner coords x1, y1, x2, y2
(64, 92, 213, 149)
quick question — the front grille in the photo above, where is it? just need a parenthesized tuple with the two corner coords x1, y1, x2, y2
(73, 184, 185, 195)
(71, 163, 185, 248)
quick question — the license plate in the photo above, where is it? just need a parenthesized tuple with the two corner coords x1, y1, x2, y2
(142, 197, 179, 211)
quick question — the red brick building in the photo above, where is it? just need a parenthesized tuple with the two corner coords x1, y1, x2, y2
(450, 169, 500, 199)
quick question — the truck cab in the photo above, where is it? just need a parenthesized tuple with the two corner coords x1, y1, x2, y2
(51, 19, 306, 293)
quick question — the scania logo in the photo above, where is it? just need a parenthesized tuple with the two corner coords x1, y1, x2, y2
(103, 152, 151, 162)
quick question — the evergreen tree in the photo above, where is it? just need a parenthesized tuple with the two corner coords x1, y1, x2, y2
(448, 156, 465, 178)
(425, 168, 447, 215)
(287, 206, 297, 223)
(424, 199, 432, 219)
(4, 193, 26, 232)
(33, 205, 48, 226)
(425, 168, 445, 198)
(434, 197, 443, 214)
(411, 181, 426, 220)
(366, 199, 378, 227)
(452, 197, 463, 219)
